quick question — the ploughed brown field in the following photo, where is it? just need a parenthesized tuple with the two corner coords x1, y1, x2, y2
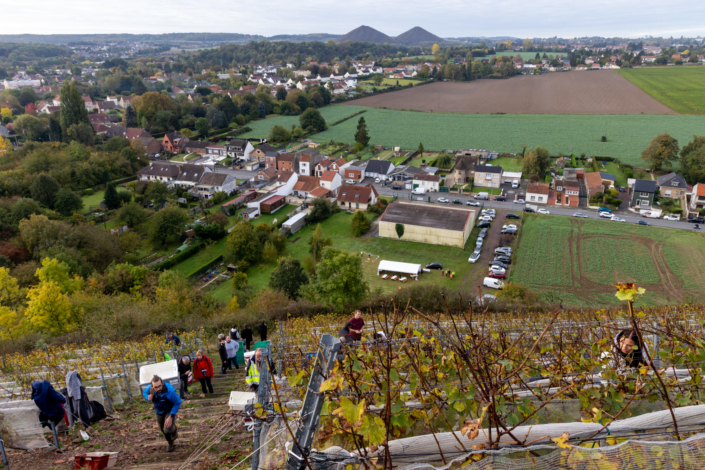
(349, 71, 677, 114)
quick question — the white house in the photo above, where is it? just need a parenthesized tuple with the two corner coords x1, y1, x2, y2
(226, 139, 254, 161)
(412, 174, 441, 192)
(170, 164, 212, 189)
(526, 183, 550, 204)
(320, 170, 342, 195)
(136, 162, 181, 183)
(195, 173, 238, 199)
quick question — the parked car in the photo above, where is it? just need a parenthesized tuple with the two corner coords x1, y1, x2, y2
(618, 186, 626, 192)
(483, 277, 504, 290)
(345, 179, 356, 184)
(512, 181, 520, 189)
(452, 199, 462, 205)
(411, 187, 426, 195)
(468, 249, 482, 263)
(502, 224, 518, 230)
(489, 260, 508, 269)
(495, 247, 513, 256)
(663, 214, 680, 221)
(426, 262, 443, 270)
(477, 221, 491, 228)
(637, 220, 650, 226)
(475, 238, 484, 248)
(501, 228, 517, 235)
(478, 216, 493, 222)
(514, 199, 525, 204)
(474, 192, 489, 200)
(537, 208, 550, 215)
(495, 196, 506, 201)
(573, 212, 588, 218)
(374, 177, 381, 183)
(598, 207, 612, 213)
(437, 197, 450, 203)
(494, 255, 512, 264)
(489, 271, 507, 279)
(506, 213, 520, 219)
(478, 228, 488, 238)
(489, 265, 506, 275)
(599, 211, 613, 218)
(689, 217, 705, 224)
(467, 201, 481, 207)
(524, 207, 535, 213)
(611, 216, 626, 222)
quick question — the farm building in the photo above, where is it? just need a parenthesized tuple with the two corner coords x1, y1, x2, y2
(260, 195, 286, 214)
(378, 203, 475, 248)
(282, 212, 307, 234)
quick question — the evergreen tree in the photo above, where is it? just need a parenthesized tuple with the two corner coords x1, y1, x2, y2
(535, 52, 541, 60)
(248, 101, 260, 120)
(125, 105, 137, 128)
(31, 174, 61, 209)
(259, 101, 266, 119)
(355, 117, 370, 147)
(418, 142, 425, 156)
(59, 81, 89, 136)
(103, 182, 121, 210)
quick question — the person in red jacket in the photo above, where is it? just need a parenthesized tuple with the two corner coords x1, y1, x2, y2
(192, 349, 214, 396)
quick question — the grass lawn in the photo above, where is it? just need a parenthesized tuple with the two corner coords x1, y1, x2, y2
(493, 157, 523, 172)
(602, 162, 627, 187)
(378, 150, 394, 160)
(172, 237, 229, 277)
(408, 156, 432, 167)
(473, 187, 503, 195)
(619, 66, 705, 115)
(170, 154, 187, 162)
(81, 190, 105, 213)
(212, 211, 482, 301)
(512, 214, 705, 306)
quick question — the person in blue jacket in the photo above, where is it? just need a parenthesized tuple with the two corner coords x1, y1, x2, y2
(143, 375, 182, 452)
(31, 380, 66, 428)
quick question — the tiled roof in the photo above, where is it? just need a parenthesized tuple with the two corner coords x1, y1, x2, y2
(527, 183, 550, 195)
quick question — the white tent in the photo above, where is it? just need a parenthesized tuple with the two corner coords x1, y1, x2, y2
(377, 260, 422, 276)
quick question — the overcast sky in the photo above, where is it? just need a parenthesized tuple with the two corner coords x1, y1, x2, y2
(3, 0, 705, 38)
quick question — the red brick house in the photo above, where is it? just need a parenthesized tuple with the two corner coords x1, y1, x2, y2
(162, 131, 187, 152)
(277, 153, 296, 172)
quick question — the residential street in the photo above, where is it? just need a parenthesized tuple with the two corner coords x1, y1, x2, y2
(373, 183, 698, 232)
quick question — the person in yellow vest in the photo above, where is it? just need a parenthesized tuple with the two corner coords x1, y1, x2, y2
(245, 349, 263, 392)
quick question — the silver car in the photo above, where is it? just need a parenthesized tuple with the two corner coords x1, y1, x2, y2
(468, 249, 482, 263)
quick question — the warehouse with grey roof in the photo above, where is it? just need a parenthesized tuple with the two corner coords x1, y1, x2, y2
(378, 202, 476, 248)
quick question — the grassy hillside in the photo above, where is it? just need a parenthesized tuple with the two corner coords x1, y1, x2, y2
(619, 67, 705, 115)
(240, 106, 368, 139)
(311, 107, 705, 167)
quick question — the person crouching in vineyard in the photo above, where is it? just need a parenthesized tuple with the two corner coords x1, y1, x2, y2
(193, 349, 214, 397)
(143, 375, 181, 453)
(615, 329, 648, 368)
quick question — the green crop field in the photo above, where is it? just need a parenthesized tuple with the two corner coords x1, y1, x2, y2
(479, 52, 567, 61)
(360, 78, 420, 87)
(240, 106, 368, 139)
(619, 67, 705, 115)
(512, 215, 705, 306)
(311, 107, 705, 167)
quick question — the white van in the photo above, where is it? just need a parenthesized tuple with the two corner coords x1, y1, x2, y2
(411, 187, 427, 195)
(475, 192, 489, 200)
(483, 277, 504, 290)
(512, 181, 520, 189)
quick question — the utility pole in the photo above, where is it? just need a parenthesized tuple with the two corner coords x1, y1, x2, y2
(285, 334, 341, 470)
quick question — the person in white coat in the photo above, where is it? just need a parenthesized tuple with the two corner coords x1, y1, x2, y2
(224, 335, 239, 370)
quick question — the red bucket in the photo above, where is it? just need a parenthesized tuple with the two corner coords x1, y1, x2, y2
(74, 452, 118, 470)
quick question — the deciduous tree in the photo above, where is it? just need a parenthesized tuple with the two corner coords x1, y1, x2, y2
(148, 204, 188, 244)
(300, 247, 369, 310)
(269, 256, 309, 300)
(54, 188, 84, 216)
(225, 220, 262, 265)
(59, 80, 89, 135)
(351, 211, 371, 237)
(299, 108, 326, 131)
(31, 174, 60, 209)
(116, 201, 148, 227)
(641, 133, 679, 171)
(395, 223, 404, 239)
